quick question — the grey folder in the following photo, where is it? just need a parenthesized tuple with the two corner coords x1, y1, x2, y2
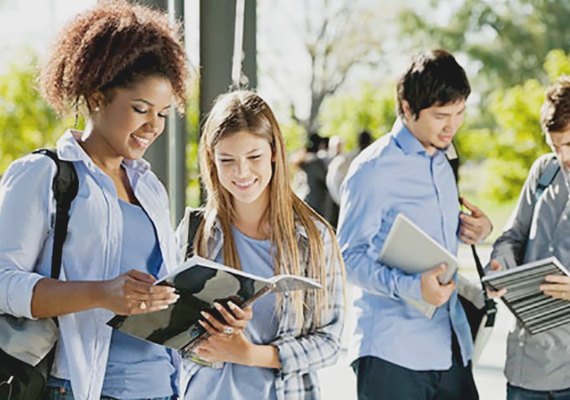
(379, 213, 458, 284)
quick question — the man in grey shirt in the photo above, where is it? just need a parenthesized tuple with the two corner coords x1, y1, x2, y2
(489, 76, 570, 400)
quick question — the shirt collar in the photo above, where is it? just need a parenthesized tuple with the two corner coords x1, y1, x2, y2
(391, 118, 444, 157)
(56, 129, 151, 175)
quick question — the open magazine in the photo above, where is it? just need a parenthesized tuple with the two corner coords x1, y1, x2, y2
(378, 213, 460, 319)
(482, 256, 570, 335)
(107, 255, 321, 357)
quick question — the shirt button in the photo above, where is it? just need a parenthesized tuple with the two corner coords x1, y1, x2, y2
(563, 215, 568, 221)
(519, 342, 524, 347)
(548, 246, 554, 252)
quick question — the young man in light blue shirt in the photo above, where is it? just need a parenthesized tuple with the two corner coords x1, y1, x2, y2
(337, 49, 493, 400)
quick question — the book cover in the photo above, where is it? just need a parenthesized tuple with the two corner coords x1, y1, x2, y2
(482, 256, 570, 334)
(379, 213, 458, 284)
(107, 255, 321, 356)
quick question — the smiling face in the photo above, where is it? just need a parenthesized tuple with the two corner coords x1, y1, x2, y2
(403, 99, 466, 155)
(89, 75, 172, 160)
(213, 130, 274, 212)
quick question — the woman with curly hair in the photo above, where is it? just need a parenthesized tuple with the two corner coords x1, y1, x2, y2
(0, 2, 194, 399)
(176, 90, 346, 400)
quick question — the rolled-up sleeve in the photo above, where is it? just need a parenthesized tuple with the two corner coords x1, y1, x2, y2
(337, 162, 422, 302)
(272, 227, 345, 377)
(0, 155, 55, 318)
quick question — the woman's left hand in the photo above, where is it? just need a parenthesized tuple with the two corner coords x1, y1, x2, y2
(213, 301, 253, 330)
(540, 275, 570, 301)
(194, 316, 254, 365)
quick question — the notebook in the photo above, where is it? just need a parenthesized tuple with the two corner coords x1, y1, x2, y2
(378, 213, 458, 284)
(482, 256, 570, 335)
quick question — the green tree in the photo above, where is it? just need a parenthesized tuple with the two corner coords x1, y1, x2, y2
(265, 0, 385, 135)
(318, 82, 396, 148)
(398, 0, 570, 89)
(458, 50, 570, 202)
(0, 52, 72, 173)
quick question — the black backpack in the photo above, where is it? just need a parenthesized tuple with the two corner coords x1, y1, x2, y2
(0, 149, 78, 400)
(184, 208, 205, 260)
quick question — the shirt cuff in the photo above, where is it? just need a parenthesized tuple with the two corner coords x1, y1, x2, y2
(397, 273, 423, 302)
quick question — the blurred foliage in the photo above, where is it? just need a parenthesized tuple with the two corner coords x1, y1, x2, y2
(456, 50, 570, 202)
(185, 78, 201, 207)
(0, 52, 74, 173)
(397, 0, 570, 90)
(270, 0, 385, 135)
(318, 83, 396, 149)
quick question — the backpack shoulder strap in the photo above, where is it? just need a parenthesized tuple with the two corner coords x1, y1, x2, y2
(445, 143, 496, 317)
(445, 142, 460, 184)
(185, 208, 205, 260)
(33, 149, 79, 280)
(535, 155, 560, 202)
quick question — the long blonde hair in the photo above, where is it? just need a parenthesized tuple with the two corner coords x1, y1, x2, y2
(196, 90, 344, 328)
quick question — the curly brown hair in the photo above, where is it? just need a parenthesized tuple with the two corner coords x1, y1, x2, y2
(39, 0, 188, 114)
(541, 76, 570, 134)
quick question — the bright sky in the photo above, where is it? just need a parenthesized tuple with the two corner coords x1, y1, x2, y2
(0, 0, 96, 70)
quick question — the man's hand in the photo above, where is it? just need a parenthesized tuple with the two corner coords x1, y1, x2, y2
(420, 264, 456, 306)
(459, 197, 493, 244)
(540, 275, 570, 301)
(486, 259, 507, 298)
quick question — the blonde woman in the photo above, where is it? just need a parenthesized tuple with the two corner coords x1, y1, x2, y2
(177, 90, 345, 400)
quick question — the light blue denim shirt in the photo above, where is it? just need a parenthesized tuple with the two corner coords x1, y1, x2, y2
(0, 130, 178, 400)
(337, 120, 473, 370)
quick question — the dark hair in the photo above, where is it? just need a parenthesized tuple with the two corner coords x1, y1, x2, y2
(541, 76, 570, 134)
(39, 0, 189, 114)
(396, 49, 471, 119)
(306, 132, 323, 153)
(358, 130, 372, 151)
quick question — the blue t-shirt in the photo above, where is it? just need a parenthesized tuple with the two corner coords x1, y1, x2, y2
(185, 226, 279, 400)
(102, 200, 175, 399)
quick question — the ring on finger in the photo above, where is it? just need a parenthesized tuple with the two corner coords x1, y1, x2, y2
(223, 326, 234, 335)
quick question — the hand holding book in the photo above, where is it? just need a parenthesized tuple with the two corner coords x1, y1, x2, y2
(482, 256, 570, 334)
(540, 274, 570, 301)
(106, 255, 321, 361)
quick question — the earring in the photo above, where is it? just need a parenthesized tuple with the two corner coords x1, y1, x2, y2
(94, 106, 100, 112)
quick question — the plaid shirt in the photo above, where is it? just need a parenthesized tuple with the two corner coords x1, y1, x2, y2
(176, 211, 345, 400)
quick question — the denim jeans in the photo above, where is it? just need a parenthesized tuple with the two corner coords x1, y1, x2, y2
(507, 383, 570, 400)
(45, 377, 175, 400)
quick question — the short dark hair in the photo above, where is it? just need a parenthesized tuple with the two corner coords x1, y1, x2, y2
(396, 49, 471, 119)
(358, 130, 372, 151)
(541, 76, 570, 134)
(306, 132, 323, 153)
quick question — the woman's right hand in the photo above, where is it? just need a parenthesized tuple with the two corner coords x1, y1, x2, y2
(98, 269, 179, 315)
